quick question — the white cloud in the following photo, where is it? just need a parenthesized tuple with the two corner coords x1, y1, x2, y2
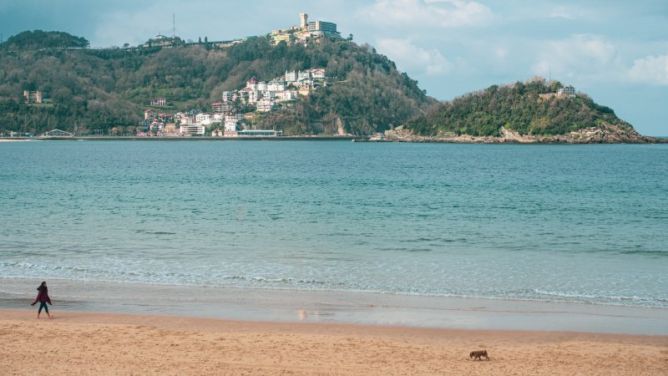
(360, 0, 492, 28)
(628, 54, 668, 85)
(377, 38, 452, 75)
(531, 34, 621, 81)
(548, 6, 576, 20)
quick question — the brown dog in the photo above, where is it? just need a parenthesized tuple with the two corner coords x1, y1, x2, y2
(469, 350, 489, 360)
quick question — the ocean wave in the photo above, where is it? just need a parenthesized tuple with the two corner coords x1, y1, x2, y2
(531, 289, 663, 305)
(618, 250, 668, 257)
(2, 262, 666, 308)
(135, 230, 177, 235)
(375, 247, 432, 253)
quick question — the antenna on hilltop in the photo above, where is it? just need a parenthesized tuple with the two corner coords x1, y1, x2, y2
(172, 13, 176, 38)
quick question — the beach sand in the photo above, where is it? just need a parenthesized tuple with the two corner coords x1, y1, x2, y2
(1, 309, 666, 375)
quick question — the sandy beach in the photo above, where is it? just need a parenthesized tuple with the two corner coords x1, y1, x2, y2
(1, 309, 666, 375)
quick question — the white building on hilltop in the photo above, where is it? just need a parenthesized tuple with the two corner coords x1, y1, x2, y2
(558, 85, 576, 97)
(271, 13, 341, 45)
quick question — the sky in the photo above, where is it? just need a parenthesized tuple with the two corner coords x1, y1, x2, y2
(1, 0, 667, 136)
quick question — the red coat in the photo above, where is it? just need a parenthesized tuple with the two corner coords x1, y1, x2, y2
(32, 289, 51, 305)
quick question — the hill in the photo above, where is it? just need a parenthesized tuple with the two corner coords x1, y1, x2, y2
(2, 30, 89, 50)
(0, 31, 433, 136)
(394, 78, 654, 143)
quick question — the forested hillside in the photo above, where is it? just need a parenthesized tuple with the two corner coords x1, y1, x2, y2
(0, 31, 434, 135)
(406, 79, 634, 137)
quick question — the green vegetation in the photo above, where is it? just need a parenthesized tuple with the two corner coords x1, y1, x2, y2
(1, 30, 89, 50)
(0, 31, 433, 135)
(407, 79, 632, 137)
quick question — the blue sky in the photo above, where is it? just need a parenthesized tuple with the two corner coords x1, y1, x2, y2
(1, 0, 667, 135)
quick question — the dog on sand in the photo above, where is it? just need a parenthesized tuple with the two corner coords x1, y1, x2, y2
(469, 350, 489, 360)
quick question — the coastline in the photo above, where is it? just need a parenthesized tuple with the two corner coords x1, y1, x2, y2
(0, 135, 363, 142)
(1, 308, 666, 375)
(381, 126, 665, 144)
(1, 133, 666, 143)
(2, 277, 667, 336)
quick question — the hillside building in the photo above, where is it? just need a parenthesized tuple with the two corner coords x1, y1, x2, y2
(558, 85, 576, 97)
(307, 20, 339, 38)
(23, 90, 43, 104)
(222, 91, 234, 103)
(143, 35, 182, 48)
(150, 98, 166, 107)
(256, 98, 274, 112)
(224, 114, 243, 133)
(300, 12, 308, 29)
(285, 71, 298, 82)
(212, 101, 224, 113)
(195, 113, 212, 126)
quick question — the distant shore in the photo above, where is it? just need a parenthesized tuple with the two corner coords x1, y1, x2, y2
(2, 134, 666, 143)
(1, 308, 666, 375)
(0, 135, 363, 142)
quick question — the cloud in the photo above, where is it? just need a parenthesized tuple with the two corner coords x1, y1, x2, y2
(531, 34, 621, 81)
(360, 0, 492, 28)
(548, 6, 576, 20)
(628, 54, 668, 85)
(377, 38, 452, 75)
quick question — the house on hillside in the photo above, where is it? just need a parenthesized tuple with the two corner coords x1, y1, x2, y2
(212, 101, 224, 113)
(311, 68, 326, 80)
(285, 71, 298, 83)
(150, 98, 166, 107)
(23, 90, 44, 104)
(195, 113, 212, 126)
(256, 98, 274, 112)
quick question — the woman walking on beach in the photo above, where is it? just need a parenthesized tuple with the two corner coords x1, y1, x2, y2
(31, 281, 52, 319)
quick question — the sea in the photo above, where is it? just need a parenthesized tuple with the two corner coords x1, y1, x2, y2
(1, 141, 667, 308)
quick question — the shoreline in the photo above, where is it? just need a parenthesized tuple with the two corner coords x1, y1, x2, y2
(2, 135, 667, 143)
(2, 277, 667, 336)
(1, 308, 666, 375)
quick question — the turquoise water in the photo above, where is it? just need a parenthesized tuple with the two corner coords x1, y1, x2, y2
(1, 141, 667, 307)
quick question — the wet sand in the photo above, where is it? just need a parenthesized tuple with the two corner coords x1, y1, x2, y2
(1, 309, 666, 375)
(2, 278, 668, 335)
